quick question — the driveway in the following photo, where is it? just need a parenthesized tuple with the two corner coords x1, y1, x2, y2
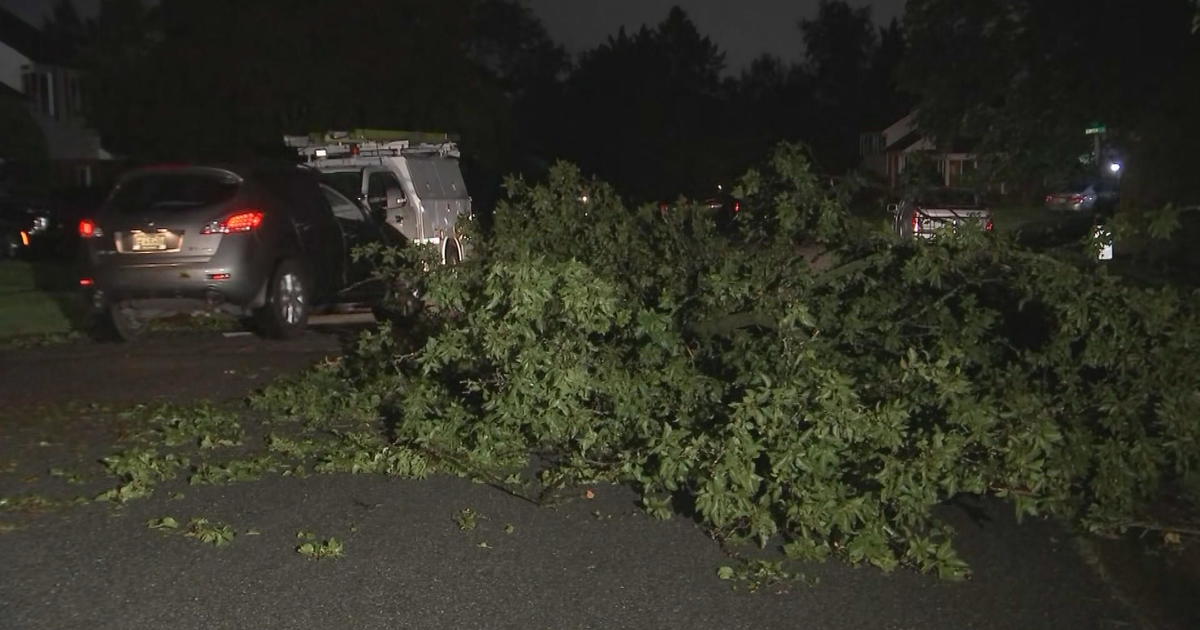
(0, 329, 1151, 629)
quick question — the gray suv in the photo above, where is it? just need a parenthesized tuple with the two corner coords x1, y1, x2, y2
(80, 163, 390, 340)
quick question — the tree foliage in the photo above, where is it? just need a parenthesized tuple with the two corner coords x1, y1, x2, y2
(902, 0, 1200, 204)
(552, 7, 731, 200)
(266, 146, 1200, 578)
(43, 2, 908, 201)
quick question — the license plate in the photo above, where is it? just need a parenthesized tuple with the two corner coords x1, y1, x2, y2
(132, 232, 168, 251)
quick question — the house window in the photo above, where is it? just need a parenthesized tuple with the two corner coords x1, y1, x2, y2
(65, 74, 84, 116)
(40, 72, 52, 117)
(23, 71, 54, 116)
(859, 133, 884, 157)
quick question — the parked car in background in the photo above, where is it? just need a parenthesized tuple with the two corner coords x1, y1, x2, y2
(0, 196, 56, 259)
(890, 188, 994, 238)
(0, 189, 109, 260)
(657, 186, 743, 234)
(79, 163, 394, 340)
(1044, 178, 1120, 214)
(0, 199, 29, 259)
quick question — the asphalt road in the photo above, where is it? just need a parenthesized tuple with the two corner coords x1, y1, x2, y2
(0, 330, 1144, 629)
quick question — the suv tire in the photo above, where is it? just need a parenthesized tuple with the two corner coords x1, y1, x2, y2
(108, 302, 146, 342)
(256, 259, 309, 339)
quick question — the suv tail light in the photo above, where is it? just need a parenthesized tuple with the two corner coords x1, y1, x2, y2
(1069, 194, 1086, 204)
(912, 211, 920, 233)
(79, 219, 97, 238)
(986, 218, 994, 231)
(201, 210, 264, 234)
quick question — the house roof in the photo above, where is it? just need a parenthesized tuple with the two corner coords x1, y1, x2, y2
(0, 5, 45, 61)
(0, 80, 22, 99)
(881, 112, 979, 155)
(885, 129, 924, 153)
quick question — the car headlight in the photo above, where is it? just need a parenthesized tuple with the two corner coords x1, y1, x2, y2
(28, 216, 50, 235)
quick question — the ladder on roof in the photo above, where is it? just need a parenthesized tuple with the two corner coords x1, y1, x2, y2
(283, 129, 461, 161)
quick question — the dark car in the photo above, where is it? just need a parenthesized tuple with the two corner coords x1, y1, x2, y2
(0, 196, 56, 259)
(80, 163, 392, 340)
(0, 188, 109, 260)
(0, 199, 28, 259)
(657, 188, 743, 235)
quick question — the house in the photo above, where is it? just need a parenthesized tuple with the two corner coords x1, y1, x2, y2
(859, 112, 979, 190)
(0, 5, 111, 187)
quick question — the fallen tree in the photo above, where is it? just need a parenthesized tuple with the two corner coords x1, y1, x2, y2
(258, 144, 1200, 579)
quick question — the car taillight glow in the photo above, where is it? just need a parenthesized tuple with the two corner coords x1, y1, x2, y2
(1070, 195, 1085, 204)
(732, 200, 742, 213)
(201, 210, 264, 234)
(19, 231, 30, 246)
(986, 218, 994, 232)
(79, 278, 94, 287)
(79, 219, 96, 238)
(912, 211, 920, 233)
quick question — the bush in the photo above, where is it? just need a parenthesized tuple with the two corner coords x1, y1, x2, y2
(262, 144, 1200, 578)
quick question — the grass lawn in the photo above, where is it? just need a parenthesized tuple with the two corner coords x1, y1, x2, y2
(0, 260, 88, 339)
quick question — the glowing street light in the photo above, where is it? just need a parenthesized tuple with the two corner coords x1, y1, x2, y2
(1108, 161, 1122, 174)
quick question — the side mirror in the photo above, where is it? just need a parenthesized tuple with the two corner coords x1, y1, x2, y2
(384, 186, 406, 210)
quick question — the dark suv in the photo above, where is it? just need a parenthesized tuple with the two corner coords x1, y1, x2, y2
(80, 163, 391, 340)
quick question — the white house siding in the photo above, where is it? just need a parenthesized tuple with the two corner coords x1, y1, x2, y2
(0, 38, 29, 93)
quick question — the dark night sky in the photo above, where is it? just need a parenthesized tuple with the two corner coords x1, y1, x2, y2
(1, 0, 907, 72)
(526, 0, 906, 71)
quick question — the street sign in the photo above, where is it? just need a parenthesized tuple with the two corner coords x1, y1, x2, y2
(1085, 125, 1107, 135)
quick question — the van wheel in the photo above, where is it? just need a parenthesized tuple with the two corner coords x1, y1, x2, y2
(444, 239, 461, 265)
(256, 260, 309, 339)
(108, 302, 146, 342)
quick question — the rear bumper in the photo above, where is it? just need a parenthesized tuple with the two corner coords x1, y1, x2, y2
(85, 261, 267, 313)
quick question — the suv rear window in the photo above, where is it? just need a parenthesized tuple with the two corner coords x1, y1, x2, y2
(108, 173, 240, 214)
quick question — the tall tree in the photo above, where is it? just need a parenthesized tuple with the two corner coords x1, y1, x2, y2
(903, 0, 1200, 204)
(797, 0, 908, 171)
(40, 0, 87, 62)
(556, 6, 731, 200)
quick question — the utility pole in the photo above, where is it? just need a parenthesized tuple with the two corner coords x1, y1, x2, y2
(1085, 123, 1106, 173)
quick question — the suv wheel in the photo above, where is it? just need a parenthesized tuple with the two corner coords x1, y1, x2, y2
(108, 302, 146, 342)
(256, 260, 309, 339)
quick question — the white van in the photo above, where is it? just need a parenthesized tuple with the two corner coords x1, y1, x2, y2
(285, 130, 472, 263)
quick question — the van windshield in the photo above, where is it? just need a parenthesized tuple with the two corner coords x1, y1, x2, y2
(108, 173, 239, 214)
